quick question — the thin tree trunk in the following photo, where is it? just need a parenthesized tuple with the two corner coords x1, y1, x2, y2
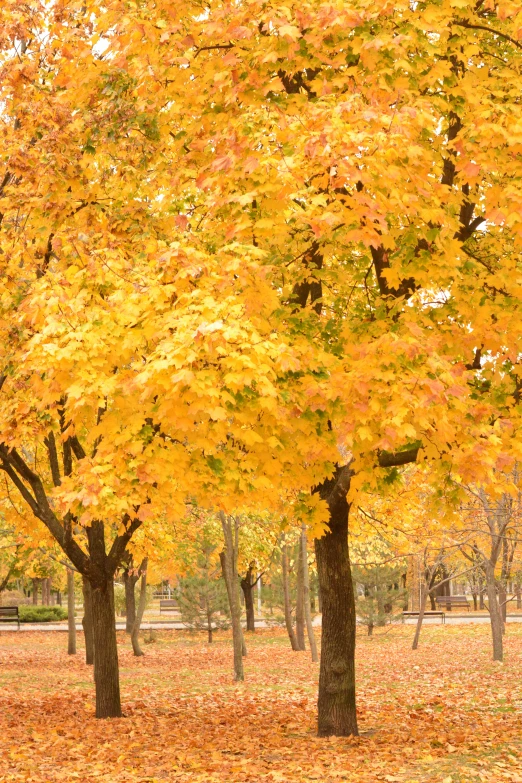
(282, 541, 299, 651)
(429, 592, 436, 610)
(314, 493, 358, 737)
(296, 535, 306, 650)
(240, 567, 256, 632)
(91, 578, 121, 717)
(517, 583, 521, 610)
(485, 562, 503, 662)
(206, 597, 213, 644)
(67, 568, 77, 656)
(82, 576, 94, 666)
(479, 589, 485, 610)
(123, 570, 137, 634)
(219, 513, 244, 681)
(301, 526, 318, 662)
(472, 592, 478, 611)
(131, 559, 148, 657)
(498, 584, 507, 625)
(412, 582, 428, 651)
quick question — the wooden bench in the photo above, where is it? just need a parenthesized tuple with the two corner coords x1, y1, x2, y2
(0, 606, 20, 629)
(403, 611, 445, 624)
(435, 595, 470, 611)
(159, 600, 178, 614)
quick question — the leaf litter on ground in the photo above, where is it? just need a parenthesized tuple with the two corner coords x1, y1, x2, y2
(1, 625, 522, 782)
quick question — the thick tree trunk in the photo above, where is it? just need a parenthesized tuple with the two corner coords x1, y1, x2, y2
(479, 589, 485, 610)
(429, 592, 436, 611)
(67, 568, 76, 656)
(301, 526, 318, 663)
(123, 570, 138, 634)
(484, 562, 503, 662)
(296, 536, 306, 651)
(131, 560, 148, 657)
(282, 542, 299, 651)
(32, 578, 39, 605)
(82, 576, 94, 666)
(91, 578, 121, 718)
(314, 493, 358, 737)
(412, 582, 428, 651)
(472, 592, 478, 611)
(240, 567, 256, 632)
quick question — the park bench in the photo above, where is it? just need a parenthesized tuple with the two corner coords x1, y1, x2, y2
(402, 611, 445, 625)
(0, 606, 20, 629)
(435, 595, 470, 611)
(159, 600, 178, 614)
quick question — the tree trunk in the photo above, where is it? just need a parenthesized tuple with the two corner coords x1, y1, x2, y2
(484, 562, 503, 662)
(412, 582, 428, 651)
(206, 598, 213, 644)
(219, 513, 244, 681)
(479, 589, 485, 610)
(498, 583, 507, 624)
(282, 541, 299, 651)
(516, 583, 521, 610)
(32, 578, 39, 605)
(82, 576, 94, 666)
(472, 592, 478, 611)
(367, 621, 373, 637)
(240, 567, 256, 632)
(67, 568, 77, 656)
(91, 578, 121, 718)
(123, 569, 137, 634)
(131, 560, 148, 657)
(314, 493, 358, 737)
(296, 536, 306, 651)
(301, 526, 318, 662)
(429, 592, 436, 610)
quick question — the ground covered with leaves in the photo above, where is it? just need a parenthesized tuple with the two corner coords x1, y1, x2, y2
(1, 625, 521, 783)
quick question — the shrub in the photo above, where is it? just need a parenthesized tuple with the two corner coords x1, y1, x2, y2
(18, 606, 68, 623)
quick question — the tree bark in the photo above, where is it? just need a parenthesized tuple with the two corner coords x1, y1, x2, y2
(301, 526, 318, 662)
(131, 559, 148, 657)
(516, 583, 521, 610)
(314, 484, 358, 737)
(282, 541, 299, 651)
(412, 582, 428, 651)
(32, 578, 39, 605)
(296, 535, 306, 651)
(91, 578, 121, 717)
(67, 568, 76, 656)
(123, 569, 138, 634)
(240, 566, 256, 632)
(219, 513, 245, 681)
(498, 583, 507, 625)
(82, 576, 94, 666)
(484, 562, 503, 662)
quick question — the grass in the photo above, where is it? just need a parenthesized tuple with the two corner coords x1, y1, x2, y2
(1, 624, 522, 782)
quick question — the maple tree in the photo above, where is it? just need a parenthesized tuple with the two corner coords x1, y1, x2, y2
(2, 0, 522, 737)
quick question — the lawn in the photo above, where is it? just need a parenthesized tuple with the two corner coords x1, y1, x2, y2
(1, 625, 521, 782)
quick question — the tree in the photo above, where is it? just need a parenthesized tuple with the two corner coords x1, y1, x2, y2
(219, 513, 245, 681)
(176, 547, 229, 643)
(353, 561, 407, 637)
(2, 0, 522, 737)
